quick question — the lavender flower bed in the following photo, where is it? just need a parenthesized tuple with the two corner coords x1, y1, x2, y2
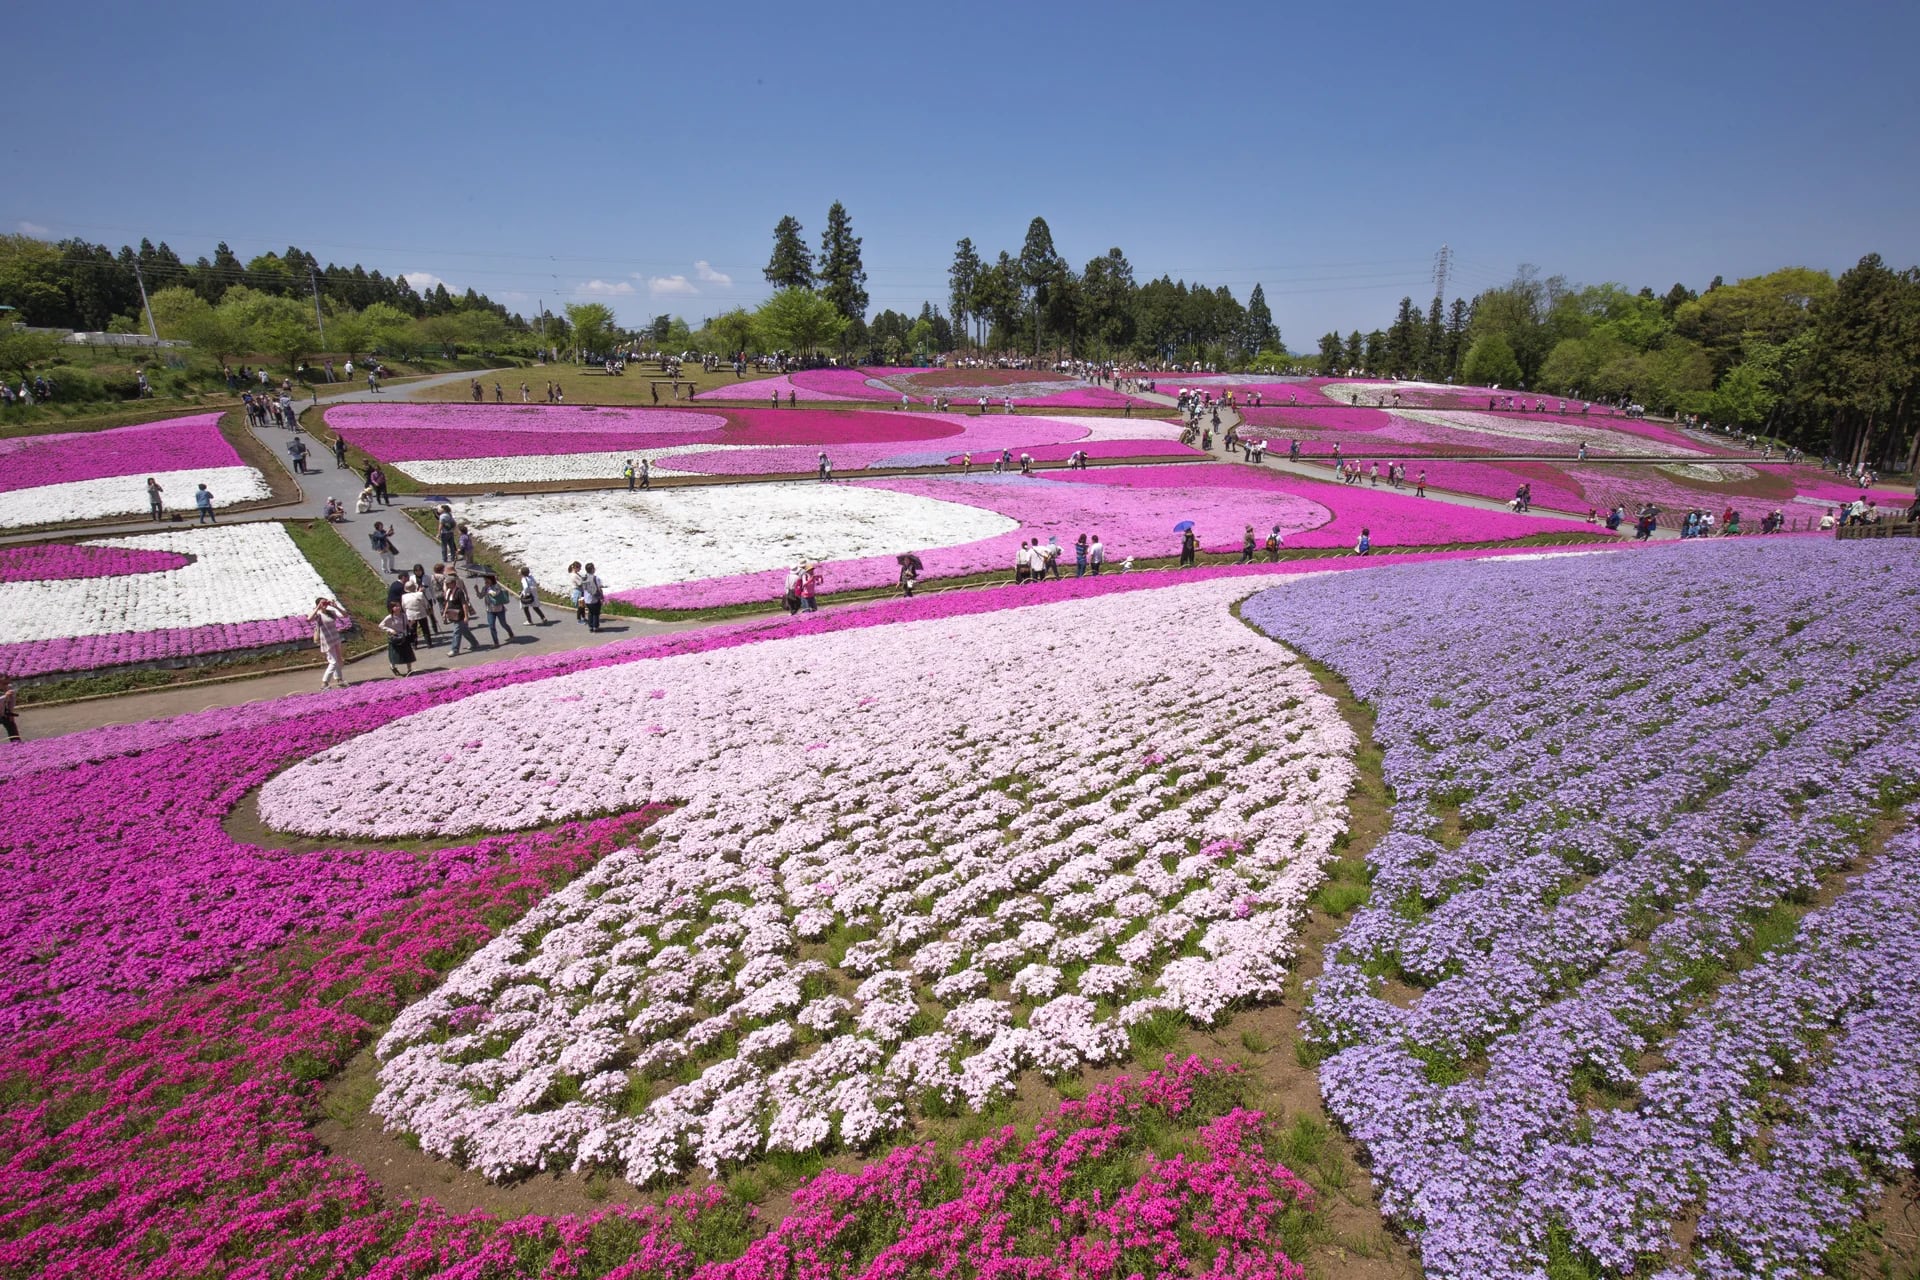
(1242, 539, 1920, 1277)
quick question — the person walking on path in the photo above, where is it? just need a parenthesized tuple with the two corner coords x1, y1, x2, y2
(579, 563, 606, 631)
(798, 562, 820, 613)
(1179, 527, 1198, 568)
(379, 601, 416, 676)
(1089, 535, 1106, 575)
(479, 573, 516, 646)
(1266, 525, 1283, 562)
(308, 597, 350, 689)
(441, 569, 481, 656)
(624, 460, 637, 491)
(1415, 470, 1427, 498)
(518, 567, 550, 624)
(639, 457, 651, 489)
(436, 505, 459, 563)
(456, 524, 477, 577)
(896, 552, 922, 597)
(146, 477, 164, 521)
(1074, 534, 1088, 578)
(402, 576, 434, 646)
(567, 561, 587, 622)
(333, 435, 349, 469)
(1239, 524, 1256, 563)
(194, 484, 216, 524)
(371, 466, 390, 506)
(0, 676, 20, 743)
(370, 521, 398, 574)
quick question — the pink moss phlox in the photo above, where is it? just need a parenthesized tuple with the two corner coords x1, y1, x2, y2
(0, 542, 192, 582)
(0, 414, 238, 492)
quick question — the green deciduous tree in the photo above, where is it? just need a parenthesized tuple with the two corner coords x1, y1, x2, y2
(754, 287, 847, 354)
(1461, 332, 1524, 387)
(564, 302, 617, 359)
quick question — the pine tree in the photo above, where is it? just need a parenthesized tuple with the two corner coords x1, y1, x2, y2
(1243, 283, 1279, 357)
(817, 202, 868, 323)
(949, 238, 982, 346)
(1019, 217, 1061, 356)
(1445, 298, 1471, 378)
(764, 216, 814, 290)
(1343, 330, 1364, 372)
(1423, 296, 1446, 378)
(1317, 332, 1345, 373)
(1386, 297, 1419, 374)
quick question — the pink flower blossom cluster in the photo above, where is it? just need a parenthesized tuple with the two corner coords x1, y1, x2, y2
(703, 367, 1158, 408)
(0, 542, 191, 582)
(323, 402, 1195, 480)
(0, 413, 240, 493)
(613, 464, 1598, 610)
(262, 582, 1354, 1179)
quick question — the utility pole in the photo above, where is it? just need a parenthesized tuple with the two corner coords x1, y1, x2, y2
(132, 262, 159, 340)
(309, 268, 326, 343)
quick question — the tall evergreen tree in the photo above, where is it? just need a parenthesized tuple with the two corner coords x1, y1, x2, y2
(764, 216, 814, 290)
(1386, 296, 1420, 374)
(1343, 330, 1364, 371)
(1018, 217, 1061, 355)
(1317, 331, 1345, 373)
(1242, 283, 1280, 357)
(948, 238, 982, 346)
(1445, 298, 1471, 377)
(817, 202, 868, 323)
(1422, 296, 1446, 377)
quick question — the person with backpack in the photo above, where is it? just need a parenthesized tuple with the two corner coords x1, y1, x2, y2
(479, 573, 516, 646)
(1265, 525, 1282, 561)
(436, 505, 458, 562)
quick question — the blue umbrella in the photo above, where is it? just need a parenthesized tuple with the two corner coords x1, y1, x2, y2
(1173, 520, 1194, 531)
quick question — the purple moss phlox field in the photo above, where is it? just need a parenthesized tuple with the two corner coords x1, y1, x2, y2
(1242, 538, 1920, 1277)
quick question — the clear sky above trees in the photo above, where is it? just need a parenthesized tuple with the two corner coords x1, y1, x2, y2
(2, 0, 1916, 339)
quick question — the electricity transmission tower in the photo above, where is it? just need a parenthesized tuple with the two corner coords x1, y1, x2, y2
(1432, 244, 1452, 302)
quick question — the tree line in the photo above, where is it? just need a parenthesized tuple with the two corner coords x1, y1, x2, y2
(944, 218, 1280, 365)
(0, 233, 528, 334)
(1330, 254, 1920, 469)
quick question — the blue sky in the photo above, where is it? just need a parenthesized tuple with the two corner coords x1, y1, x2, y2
(8, 0, 1916, 342)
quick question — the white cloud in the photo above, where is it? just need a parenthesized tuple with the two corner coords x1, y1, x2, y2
(580, 278, 637, 296)
(695, 260, 732, 286)
(401, 271, 450, 293)
(17, 221, 49, 237)
(647, 275, 698, 297)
